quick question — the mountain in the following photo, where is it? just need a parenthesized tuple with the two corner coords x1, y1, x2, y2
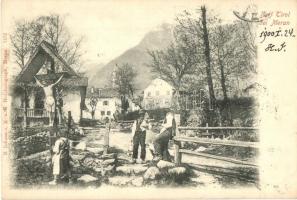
(89, 24, 173, 93)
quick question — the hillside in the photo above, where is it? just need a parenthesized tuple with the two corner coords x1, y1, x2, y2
(89, 24, 173, 92)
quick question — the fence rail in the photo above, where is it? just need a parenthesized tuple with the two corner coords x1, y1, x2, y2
(178, 126, 259, 131)
(15, 108, 51, 118)
(173, 126, 259, 167)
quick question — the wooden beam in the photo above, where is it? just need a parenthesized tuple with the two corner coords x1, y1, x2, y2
(174, 141, 182, 165)
(174, 136, 259, 148)
(178, 126, 259, 131)
(188, 163, 259, 183)
(179, 149, 258, 167)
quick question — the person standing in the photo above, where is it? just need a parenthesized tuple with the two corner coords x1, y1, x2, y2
(130, 110, 150, 164)
(49, 131, 72, 185)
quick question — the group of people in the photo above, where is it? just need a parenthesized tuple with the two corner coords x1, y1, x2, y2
(130, 110, 176, 163)
(49, 109, 176, 185)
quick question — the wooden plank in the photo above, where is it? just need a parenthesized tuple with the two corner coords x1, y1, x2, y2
(174, 141, 182, 165)
(117, 120, 134, 124)
(179, 149, 258, 167)
(178, 126, 259, 131)
(188, 163, 259, 183)
(174, 136, 259, 148)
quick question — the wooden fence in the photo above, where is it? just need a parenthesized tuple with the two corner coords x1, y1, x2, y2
(173, 126, 259, 167)
(15, 108, 51, 118)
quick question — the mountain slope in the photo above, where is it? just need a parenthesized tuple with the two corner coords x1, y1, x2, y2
(89, 24, 173, 92)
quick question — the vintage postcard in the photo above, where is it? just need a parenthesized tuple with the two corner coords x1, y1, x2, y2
(1, 0, 297, 199)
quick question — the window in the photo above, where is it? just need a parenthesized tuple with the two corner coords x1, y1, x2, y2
(107, 111, 111, 115)
(103, 100, 109, 106)
(156, 91, 160, 96)
(101, 111, 105, 115)
(164, 99, 170, 105)
(167, 90, 170, 95)
(147, 92, 151, 97)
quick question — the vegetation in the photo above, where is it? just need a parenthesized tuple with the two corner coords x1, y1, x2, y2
(147, 6, 257, 124)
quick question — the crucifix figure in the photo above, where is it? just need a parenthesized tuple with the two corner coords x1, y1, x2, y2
(34, 74, 64, 126)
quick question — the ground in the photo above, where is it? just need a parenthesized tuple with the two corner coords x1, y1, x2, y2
(13, 127, 259, 188)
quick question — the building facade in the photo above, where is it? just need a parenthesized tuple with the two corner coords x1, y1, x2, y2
(142, 78, 174, 110)
(86, 88, 121, 121)
(12, 40, 88, 127)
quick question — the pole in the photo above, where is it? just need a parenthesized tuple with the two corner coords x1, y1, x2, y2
(174, 141, 182, 166)
(67, 111, 72, 138)
(104, 122, 110, 154)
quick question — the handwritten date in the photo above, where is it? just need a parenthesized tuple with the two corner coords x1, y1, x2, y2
(260, 28, 295, 43)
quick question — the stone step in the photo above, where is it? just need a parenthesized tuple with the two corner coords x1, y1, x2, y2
(116, 164, 149, 175)
(108, 175, 144, 187)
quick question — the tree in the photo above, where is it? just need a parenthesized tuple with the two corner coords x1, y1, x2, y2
(36, 15, 84, 71)
(114, 63, 137, 113)
(11, 14, 84, 71)
(200, 6, 216, 108)
(11, 14, 85, 127)
(175, 7, 218, 109)
(148, 37, 198, 91)
(11, 20, 43, 68)
(89, 87, 99, 120)
(147, 30, 199, 110)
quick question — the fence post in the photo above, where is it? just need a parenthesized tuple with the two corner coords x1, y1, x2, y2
(174, 141, 182, 165)
(67, 111, 72, 138)
(104, 123, 110, 154)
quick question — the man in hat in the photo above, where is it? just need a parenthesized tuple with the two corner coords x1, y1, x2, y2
(130, 110, 150, 164)
(49, 130, 72, 185)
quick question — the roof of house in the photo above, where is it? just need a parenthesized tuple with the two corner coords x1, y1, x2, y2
(86, 87, 119, 98)
(15, 40, 79, 83)
(143, 78, 174, 90)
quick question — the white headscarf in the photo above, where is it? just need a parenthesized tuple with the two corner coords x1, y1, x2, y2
(160, 112, 174, 133)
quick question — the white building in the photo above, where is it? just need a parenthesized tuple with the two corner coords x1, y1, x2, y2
(142, 78, 174, 110)
(86, 88, 121, 121)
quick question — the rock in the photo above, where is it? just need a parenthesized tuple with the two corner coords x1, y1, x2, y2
(195, 146, 207, 152)
(87, 147, 104, 153)
(108, 176, 133, 186)
(168, 167, 187, 175)
(117, 154, 131, 162)
(101, 153, 116, 159)
(133, 165, 148, 174)
(105, 164, 115, 172)
(102, 159, 115, 166)
(97, 164, 115, 175)
(71, 154, 86, 161)
(116, 166, 133, 175)
(131, 177, 144, 187)
(75, 142, 87, 151)
(116, 164, 148, 175)
(143, 167, 160, 180)
(77, 174, 98, 183)
(157, 160, 175, 169)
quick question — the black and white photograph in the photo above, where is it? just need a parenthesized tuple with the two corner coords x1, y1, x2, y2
(1, 0, 297, 199)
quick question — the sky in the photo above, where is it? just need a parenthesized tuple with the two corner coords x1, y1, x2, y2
(2, 0, 247, 73)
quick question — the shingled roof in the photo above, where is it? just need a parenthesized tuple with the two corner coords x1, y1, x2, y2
(86, 87, 118, 98)
(16, 40, 79, 83)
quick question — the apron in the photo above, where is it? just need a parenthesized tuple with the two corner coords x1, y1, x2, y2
(52, 137, 69, 175)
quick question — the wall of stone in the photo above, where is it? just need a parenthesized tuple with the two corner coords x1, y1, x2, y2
(12, 131, 50, 158)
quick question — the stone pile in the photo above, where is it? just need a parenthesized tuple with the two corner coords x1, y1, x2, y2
(14, 151, 52, 186)
(13, 131, 49, 158)
(80, 153, 117, 176)
(106, 159, 190, 187)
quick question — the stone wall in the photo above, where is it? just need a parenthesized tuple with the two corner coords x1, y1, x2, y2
(12, 131, 50, 158)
